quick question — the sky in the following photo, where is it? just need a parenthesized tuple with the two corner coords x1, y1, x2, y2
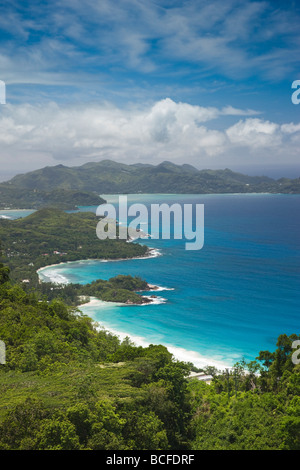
(0, 0, 300, 180)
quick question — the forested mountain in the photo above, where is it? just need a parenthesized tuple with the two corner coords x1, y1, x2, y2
(1, 161, 299, 209)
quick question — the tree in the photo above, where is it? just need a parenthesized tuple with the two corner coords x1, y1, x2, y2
(122, 411, 168, 450)
(0, 399, 48, 450)
(269, 334, 300, 389)
(256, 350, 274, 370)
(0, 264, 9, 285)
(66, 403, 94, 446)
(34, 417, 80, 450)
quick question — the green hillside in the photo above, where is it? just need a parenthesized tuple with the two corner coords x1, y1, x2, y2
(0, 263, 299, 450)
(1, 161, 299, 205)
(0, 208, 148, 286)
(0, 185, 105, 210)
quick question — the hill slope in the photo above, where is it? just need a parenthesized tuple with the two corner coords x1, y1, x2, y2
(0, 184, 105, 210)
(3, 160, 300, 198)
(0, 208, 148, 285)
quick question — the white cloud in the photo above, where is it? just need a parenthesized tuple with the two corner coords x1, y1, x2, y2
(221, 106, 261, 117)
(1, 0, 300, 88)
(281, 122, 300, 134)
(226, 118, 281, 147)
(0, 99, 299, 177)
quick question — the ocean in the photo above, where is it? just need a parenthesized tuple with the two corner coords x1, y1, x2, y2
(0, 209, 35, 220)
(37, 194, 300, 370)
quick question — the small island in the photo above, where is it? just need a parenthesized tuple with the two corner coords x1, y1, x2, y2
(38, 274, 160, 306)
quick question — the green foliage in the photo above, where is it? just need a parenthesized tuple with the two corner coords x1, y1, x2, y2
(0, 398, 49, 450)
(188, 338, 300, 450)
(0, 264, 299, 450)
(29, 274, 151, 306)
(2, 160, 300, 196)
(0, 185, 104, 210)
(189, 384, 284, 450)
(34, 416, 81, 450)
(80, 274, 150, 304)
(0, 264, 9, 285)
(121, 410, 168, 450)
(0, 266, 192, 450)
(0, 274, 123, 370)
(0, 208, 148, 287)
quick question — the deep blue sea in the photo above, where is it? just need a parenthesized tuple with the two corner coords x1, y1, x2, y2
(36, 194, 300, 369)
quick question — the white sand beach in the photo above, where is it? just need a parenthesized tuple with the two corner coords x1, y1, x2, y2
(79, 296, 232, 371)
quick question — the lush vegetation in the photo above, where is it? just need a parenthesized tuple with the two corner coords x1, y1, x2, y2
(37, 274, 153, 305)
(0, 206, 299, 450)
(0, 264, 192, 450)
(0, 185, 105, 210)
(79, 275, 152, 304)
(2, 160, 300, 199)
(0, 208, 148, 287)
(0, 262, 299, 450)
(189, 339, 300, 450)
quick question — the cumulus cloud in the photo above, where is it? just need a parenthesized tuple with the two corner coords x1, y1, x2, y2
(226, 118, 281, 147)
(0, 98, 299, 177)
(281, 123, 300, 134)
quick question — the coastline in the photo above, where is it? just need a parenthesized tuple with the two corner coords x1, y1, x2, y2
(36, 249, 230, 369)
(79, 296, 231, 371)
(35, 234, 232, 371)
(36, 247, 167, 306)
(36, 246, 162, 279)
(37, 258, 230, 371)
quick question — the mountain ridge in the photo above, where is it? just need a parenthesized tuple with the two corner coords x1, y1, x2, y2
(1, 160, 299, 208)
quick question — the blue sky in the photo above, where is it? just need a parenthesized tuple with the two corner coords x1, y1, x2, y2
(0, 0, 299, 179)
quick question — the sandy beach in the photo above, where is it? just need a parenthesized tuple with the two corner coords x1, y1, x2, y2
(36, 246, 162, 282)
(79, 296, 231, 371)
(37, 244, 231, 371)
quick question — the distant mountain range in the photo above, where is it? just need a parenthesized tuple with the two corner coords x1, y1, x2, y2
(0, 160, 299, 209)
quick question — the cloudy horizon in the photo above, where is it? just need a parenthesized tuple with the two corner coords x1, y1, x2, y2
(0, 0, 300, 180)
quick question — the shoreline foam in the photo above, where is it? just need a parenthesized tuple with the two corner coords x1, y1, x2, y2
(147, 284, 175, 292)
(37, 247, 231, 370)
(36, 246, 162, 283)
(79, 297, 231, 370)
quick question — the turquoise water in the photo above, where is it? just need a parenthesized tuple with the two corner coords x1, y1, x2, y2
(0, 209, 35, 219)
(0, 206, 100, 220)
(38, 194, 300, 369)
